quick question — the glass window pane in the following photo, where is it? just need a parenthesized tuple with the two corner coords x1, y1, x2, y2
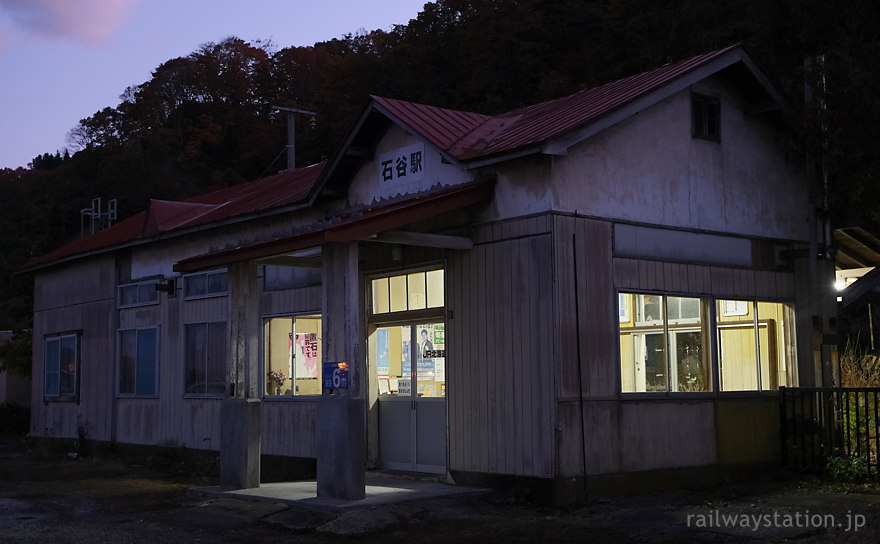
(59, 336, 77, 396)
(186, 275, 206, 297)
(667, 296, 700, 324)
(265, 265, 321, 290)
(408, 272, 427, 310)
(185, 323, 207, 394)
(292, 315, 322, 395)
(757, 302, 787, 390)
(426, 270, 444, 308)
(416, 323, 445, 397)
(120, 285, 138, 306)
(45, 338, 60, 396)
(138, 283, 157, 303)
(672, 329, 710, 392)
(389, 275, 407, 312)
(206, 322, 227, 396)
(136, 329, 157, 396)
(636, 294, 663, 324)
(641, 332, 667, 392)
(372, 278, 390, 314)
(373, 325, 411, 397)
(207, 271, 227, 294)
(265, 317, 291, 396)
(119, 330, 136, 394)
(717, 300, 758, 391)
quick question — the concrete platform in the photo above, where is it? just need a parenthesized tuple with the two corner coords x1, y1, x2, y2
(190, 471, 488, 511)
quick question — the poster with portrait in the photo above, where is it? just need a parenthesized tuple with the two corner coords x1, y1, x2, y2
(294, 332, 319, 378)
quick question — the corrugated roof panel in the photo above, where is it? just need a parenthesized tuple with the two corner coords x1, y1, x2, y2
(371, 95, 492, 153)
(477, 45, 740, 156)
(23, 162, 324, 271)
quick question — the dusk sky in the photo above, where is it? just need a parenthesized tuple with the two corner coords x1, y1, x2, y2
(0, 0, 428, 170)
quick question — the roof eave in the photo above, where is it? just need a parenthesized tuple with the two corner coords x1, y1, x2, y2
(18, 199, 312, 275)
(537, 46, 789, 157)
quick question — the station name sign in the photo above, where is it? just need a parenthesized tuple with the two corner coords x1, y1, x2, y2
(378, 143, 425, 185)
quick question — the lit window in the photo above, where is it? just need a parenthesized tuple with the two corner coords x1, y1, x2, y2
(45, 333, 79, 399)
(371, 269, 445, 315)
(264, 315, 322, 396)
(619, 293, 797, 394)
(620, 293, 711, 393)
(118, 328, 158, 396)
(184, 322, 226, 396)
(717, 300, 796, 391)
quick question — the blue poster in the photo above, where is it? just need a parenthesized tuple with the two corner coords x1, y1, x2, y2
(402, 339, 411, 376)
(376, 329, 389, 375)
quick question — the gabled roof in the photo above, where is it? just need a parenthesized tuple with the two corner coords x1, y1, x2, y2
(318, 44, 788, 194)
(25, 44, 788, 273)
(21, 163, 323, 272)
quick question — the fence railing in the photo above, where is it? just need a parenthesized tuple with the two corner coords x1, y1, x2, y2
(779, 386, 880, 476)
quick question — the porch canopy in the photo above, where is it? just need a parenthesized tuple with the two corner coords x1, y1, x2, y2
(173, 180, 494, 274)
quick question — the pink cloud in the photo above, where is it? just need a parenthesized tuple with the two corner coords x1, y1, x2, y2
(0, 0, 137, 45)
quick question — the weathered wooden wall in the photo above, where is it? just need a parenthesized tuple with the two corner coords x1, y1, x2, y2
(31, 256, 116, 442)
(553, 215, 796, 478)
(447, 214, 556, 478)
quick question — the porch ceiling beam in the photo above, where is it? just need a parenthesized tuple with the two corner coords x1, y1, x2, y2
(368, 230, 473, 250)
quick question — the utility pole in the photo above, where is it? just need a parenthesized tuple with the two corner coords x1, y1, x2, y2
(272, 106, 316, 171)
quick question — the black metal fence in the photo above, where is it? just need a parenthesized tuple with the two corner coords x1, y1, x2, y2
(779, 386, 880, 475)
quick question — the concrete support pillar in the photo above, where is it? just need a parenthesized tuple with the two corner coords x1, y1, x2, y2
(317, 241, 366, 500)
(220, 398, 261, 489)
(220, 262, 261, 489)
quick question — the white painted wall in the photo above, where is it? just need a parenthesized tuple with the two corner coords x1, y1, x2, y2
(346, 124, 473, 207)
(546, 77, 809, 241)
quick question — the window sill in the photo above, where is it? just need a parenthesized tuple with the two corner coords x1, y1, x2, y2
(263, 395, 320, 401)
(183, 294, 228, 301)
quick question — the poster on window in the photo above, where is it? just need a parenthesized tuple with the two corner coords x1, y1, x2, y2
(376, 329, 390, 376)
(401, 338, 411, 376)
(294, 333, 319, 378)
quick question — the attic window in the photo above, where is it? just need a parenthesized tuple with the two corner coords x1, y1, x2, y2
(692, 94, 720, 141)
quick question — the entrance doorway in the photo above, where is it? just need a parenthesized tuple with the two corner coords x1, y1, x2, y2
(370, 321, 446, 473)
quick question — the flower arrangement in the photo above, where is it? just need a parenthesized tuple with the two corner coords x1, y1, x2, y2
(267, 369, 286, 390)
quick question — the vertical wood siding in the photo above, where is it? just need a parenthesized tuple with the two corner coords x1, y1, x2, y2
(447, 215, 555, 478)
(554, 215, 618, 401)
(31, 257, 116, 442)
(612, 257, 796, 299)
(260, 400, 317, 457)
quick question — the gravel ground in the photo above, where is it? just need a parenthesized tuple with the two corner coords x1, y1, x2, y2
(2, 434, 879, 543)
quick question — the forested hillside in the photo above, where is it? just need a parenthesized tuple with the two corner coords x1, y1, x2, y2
(1, 0, 878, 342)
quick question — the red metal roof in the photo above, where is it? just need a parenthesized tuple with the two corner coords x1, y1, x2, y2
(371, 95, 493, 154)
(372, 44, 747, 161)
(25, 45, 760, 273)
(22, 163, 323, 271)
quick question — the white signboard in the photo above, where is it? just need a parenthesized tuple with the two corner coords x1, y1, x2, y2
(378, 143, 425, 186)
(398, 379, 412, 396)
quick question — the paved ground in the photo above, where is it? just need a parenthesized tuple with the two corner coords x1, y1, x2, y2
(1, 434, 879, 543)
